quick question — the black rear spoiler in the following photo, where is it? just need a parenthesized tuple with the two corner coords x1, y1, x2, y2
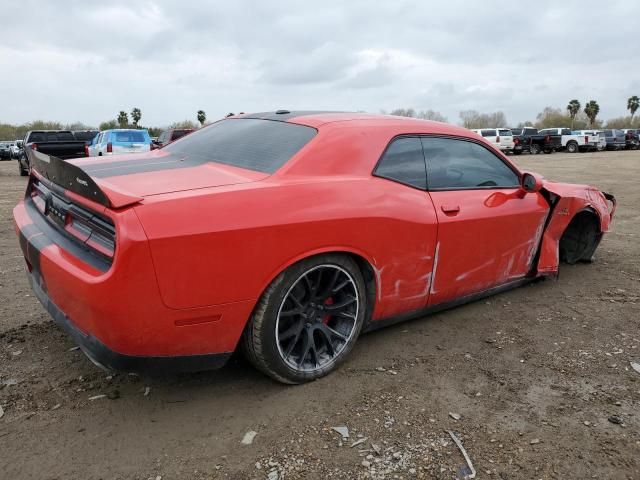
(26, 148, 110, 207)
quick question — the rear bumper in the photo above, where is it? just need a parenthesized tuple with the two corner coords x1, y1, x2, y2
(14, 197, 253, 372)
(27, 270, 231, 373)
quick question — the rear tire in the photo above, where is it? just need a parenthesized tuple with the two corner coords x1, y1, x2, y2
(530, 144, 541, 155)
(566, 141, 578, 153)
(18, 158, 28, 176)
(241, 254, 367, 384)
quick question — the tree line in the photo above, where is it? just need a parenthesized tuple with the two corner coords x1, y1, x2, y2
(386, 95, 640, 130)
(0, 108, 208, 141)
(1, 97, 639, 141)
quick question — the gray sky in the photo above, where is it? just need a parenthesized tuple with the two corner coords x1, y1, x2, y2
(1, 0, 638, 127)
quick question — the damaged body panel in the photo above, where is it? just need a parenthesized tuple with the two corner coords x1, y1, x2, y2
(537, 181, 615, 274)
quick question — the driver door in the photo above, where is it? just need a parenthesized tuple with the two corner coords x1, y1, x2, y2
(422, 136, 549, 306)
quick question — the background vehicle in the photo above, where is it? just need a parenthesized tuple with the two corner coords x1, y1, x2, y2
(509, 127, 561, 154)
(471, 128, 514, 152)
(152, 128, 195, 149)
(9, 140, 23, 159)
(15, 112, 616, 384)
(602, 129, 626, 150)
(538, 128, 597, 153)
(73, 130, 98, 155)
(18, 130, 88, 175)
(0, 141, 14, 160)
(574, 130, 607, 151)
(89, 129, 152, 156)
(621, 129, 639, 149)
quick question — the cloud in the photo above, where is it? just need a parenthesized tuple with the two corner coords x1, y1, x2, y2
(0, 0, 637, 127)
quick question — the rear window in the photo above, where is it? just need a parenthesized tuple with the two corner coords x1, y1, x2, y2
(510, 128, 522, 135)
(113, 131, 147, 143)
(480, 130, 495, 137)
(170, 129, 193, 141)
(29, 131, 74, 142)
(163, 119, 317, 174)
(498, 129, 512, 136)
(74, 131, 98, 142)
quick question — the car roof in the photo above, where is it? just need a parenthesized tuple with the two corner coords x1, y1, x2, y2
(235, 111, 473, 136)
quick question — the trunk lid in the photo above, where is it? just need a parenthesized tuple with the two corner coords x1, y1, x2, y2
(28, 149, 269, 209)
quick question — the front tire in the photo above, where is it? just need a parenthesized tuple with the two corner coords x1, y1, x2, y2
(241, 254, 367, 384)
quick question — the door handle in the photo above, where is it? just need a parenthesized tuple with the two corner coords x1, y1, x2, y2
(441, 205, 460, 214)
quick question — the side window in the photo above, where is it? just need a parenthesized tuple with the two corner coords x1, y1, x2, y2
(422, 137, 520, 190)
(374, 137, 427, 189)
(562, 128, 571, 135)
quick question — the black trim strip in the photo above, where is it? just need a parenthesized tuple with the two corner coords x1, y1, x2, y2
(364, 277, 536, 333)
(27, 271, 232, 374)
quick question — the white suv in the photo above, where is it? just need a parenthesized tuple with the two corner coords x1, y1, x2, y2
(471, 128, 515, 152)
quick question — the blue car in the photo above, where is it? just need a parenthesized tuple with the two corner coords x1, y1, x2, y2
(88, 129, 152, 156)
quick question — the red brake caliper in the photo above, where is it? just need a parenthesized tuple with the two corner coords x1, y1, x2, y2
(323, 297, 333, 324)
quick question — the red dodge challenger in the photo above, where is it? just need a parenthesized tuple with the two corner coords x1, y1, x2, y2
(14, 111, 616, 383)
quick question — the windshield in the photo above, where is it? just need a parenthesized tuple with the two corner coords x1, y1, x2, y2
(164, 119, 317, 173)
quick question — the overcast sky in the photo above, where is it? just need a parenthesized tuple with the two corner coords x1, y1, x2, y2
(1, 0, 638, 127)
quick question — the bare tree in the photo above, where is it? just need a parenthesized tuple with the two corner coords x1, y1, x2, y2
(459, 110, 508, 129)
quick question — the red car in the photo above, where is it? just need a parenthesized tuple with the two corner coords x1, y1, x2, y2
(14, 111, 616, 383)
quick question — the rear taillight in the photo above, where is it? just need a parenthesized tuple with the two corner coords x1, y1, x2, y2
(106, 142, 113, 153)
(64, 206, 115, 258)
(31, 143, 37, 151)
(545, 135, 550, 142)
(514, 138, 520, 145)
(84, 145, 89, 156)
(585, 136, 588, 143)
(496, 136, 500, 143)
(30, 178, 115, 260)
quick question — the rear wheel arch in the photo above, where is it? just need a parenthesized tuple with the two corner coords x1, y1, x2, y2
(258, 249, 378, 320)
(241, 250, 377, 383)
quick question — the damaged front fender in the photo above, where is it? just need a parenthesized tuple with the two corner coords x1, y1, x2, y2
(536, 181, 615, 275)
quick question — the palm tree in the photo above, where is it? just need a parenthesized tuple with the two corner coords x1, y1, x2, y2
(117, 111, 129, 128)
(197, 110, 206, 127)
(130, 108, 142, 128)
(567, 99, 581, 129)
(628, 96, 639, 124)
(583, 100, 600, 127)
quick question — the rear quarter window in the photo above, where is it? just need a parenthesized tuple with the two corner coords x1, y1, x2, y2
(163, 119, 317, 174)
(374, 137, 427, 190)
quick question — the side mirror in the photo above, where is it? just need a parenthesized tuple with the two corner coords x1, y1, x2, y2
(521, 172, 544, 193)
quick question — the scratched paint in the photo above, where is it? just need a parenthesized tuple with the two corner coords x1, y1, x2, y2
(429, 242, 440, 295)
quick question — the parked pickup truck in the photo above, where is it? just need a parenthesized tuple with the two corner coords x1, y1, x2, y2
(622, 129, 639, 150)
(18, 130, 88, 176)
(509, 127, 561, 155)
(538, 128, 598, 153)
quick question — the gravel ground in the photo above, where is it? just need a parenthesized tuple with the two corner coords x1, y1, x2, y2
(0, 150, 638, 479)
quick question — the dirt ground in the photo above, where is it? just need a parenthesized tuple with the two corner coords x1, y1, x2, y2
(0, 150, 638, 480)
